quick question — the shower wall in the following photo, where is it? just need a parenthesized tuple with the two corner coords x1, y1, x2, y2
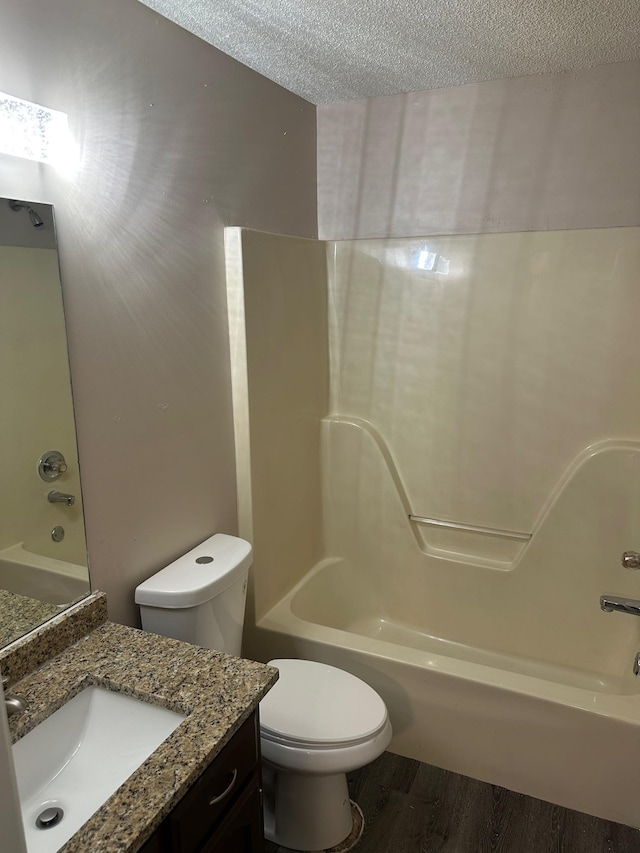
(329, 228, 640, 547)
(323, 227, 640, 674)
(225, 228, 328, 629)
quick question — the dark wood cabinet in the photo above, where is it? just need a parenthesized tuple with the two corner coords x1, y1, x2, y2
(200, 771, 263, 853)
(139, 713, 264, 853)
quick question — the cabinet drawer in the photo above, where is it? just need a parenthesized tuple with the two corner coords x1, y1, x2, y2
(169, 713, 259, 853)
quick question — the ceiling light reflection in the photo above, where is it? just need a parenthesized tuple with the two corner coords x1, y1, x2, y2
(415, 248, 450, 275)
(0, 91, 79, 176)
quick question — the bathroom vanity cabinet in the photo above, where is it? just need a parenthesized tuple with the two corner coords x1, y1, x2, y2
(139, 712, 264, 853)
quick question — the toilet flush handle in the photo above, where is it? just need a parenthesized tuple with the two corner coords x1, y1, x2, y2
(209, 768, 238, 806)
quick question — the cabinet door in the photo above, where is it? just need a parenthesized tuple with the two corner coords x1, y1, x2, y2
(200, 772, 264, 853)
(169, 714, 259, 852)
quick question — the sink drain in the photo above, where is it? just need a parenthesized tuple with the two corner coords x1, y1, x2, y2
(36, 807, 64, 829)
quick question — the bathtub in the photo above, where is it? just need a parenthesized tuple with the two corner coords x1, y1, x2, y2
(0, 542, 89, 606)
(250, 555, 640, 829)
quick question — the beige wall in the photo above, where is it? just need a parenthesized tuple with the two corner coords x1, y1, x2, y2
(0, 0, 317, 625)
(318, 60, 640, 240)
(225, 229, 328, 631)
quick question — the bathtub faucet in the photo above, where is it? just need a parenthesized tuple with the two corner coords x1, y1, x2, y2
(47, 490, 75, 506)
(600, 595, 640, 616)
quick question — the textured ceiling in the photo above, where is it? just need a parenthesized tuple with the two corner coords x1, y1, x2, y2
(139, 0, 640, 104)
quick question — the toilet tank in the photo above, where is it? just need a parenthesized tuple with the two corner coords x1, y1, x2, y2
(134, 534, 252, 656)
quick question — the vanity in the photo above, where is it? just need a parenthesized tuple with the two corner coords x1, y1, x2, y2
(2, 592, 277, 852)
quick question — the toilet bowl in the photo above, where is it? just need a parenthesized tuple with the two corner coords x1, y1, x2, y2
(260, 658, 392, 851)
(135, 535, 392, 851)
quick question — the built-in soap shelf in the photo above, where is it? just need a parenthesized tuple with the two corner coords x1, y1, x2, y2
(325, 416, 640, 572)
(408, 515, 531, 542)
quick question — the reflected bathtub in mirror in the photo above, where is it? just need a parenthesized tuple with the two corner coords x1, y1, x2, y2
(0, 197, 89, 647)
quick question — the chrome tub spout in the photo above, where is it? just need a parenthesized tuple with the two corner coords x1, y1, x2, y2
(600, 595, 640, 616)
(47, 490, 75, 506)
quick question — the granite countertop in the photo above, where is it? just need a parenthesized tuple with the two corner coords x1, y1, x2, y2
(0, 590, 61, 647)
(7, 618, 278, 852)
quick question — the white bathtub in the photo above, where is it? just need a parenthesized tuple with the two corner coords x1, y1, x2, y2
(250, 556, 640, 829)
(0, 542, 89, 606)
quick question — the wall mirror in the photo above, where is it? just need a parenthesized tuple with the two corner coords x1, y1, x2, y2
(0, 195, 90, 647)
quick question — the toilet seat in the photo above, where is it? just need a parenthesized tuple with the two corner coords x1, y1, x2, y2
(261, 727, 388, 750)
(260, 659, 389, 749)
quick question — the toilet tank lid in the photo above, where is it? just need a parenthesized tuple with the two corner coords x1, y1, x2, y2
(134, 534, 252, 609)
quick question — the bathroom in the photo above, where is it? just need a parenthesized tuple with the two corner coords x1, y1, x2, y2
(1, 0, 640, 850)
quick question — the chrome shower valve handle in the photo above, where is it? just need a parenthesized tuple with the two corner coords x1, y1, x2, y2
(38, 450, 68, 481)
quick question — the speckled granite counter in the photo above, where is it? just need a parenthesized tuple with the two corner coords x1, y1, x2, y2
(5, 601, 278, 852)
(0, 589, 61, 647)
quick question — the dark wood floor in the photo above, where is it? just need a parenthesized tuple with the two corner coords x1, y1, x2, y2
(264, 752, 640, 852)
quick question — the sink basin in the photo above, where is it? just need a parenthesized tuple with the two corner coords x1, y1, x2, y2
(12, 685, 185, 853)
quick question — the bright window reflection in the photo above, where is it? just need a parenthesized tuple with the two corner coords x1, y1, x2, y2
(415, 248, 450, 275)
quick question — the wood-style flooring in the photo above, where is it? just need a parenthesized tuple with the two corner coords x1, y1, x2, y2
(264, 752, 640, 853)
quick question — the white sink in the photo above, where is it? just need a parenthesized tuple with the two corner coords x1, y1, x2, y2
(12, 686, 185, 853)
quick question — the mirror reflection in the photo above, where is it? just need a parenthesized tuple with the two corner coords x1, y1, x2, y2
(0, 196, 89, 646)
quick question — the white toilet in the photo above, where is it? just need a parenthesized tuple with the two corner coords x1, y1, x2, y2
(260, 657, 391, 850)
(135, 534, 392, 851)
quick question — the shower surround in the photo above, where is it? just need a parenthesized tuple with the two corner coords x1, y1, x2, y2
(226, 225, 640, 827)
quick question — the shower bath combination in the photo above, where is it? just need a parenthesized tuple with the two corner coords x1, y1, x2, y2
(9, 198, 44, 227)
(226, 224, 640, 832)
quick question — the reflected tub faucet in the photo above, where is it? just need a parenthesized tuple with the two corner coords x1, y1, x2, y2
(600, 595, 640, 616)
(599, 597, 640, 677)
(599, 595, 640, 616)
(48, 490, 75, 507)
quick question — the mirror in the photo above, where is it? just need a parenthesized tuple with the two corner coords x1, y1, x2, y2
(0, 196, 89, 646)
